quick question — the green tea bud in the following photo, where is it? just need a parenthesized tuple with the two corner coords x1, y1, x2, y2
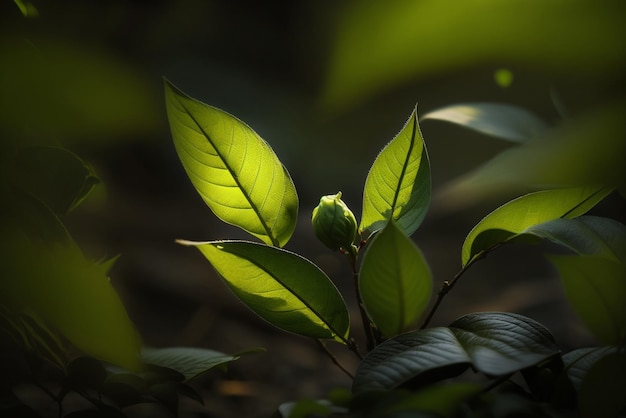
(311, 192, 357, 251)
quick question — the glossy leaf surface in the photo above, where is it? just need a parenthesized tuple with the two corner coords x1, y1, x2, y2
(142, 347, 239, 381)
(353, 312, 558, 393)
(461, 186, 610, 266)
(549, 255, 626, 345)
(180, 240, 350, 343)
(165, 80, 298, 247)
(522, 216, 626, 263)
(421, 103, 547, 142)
(360, 107, 431, 237)
(359, 221, 431, 337)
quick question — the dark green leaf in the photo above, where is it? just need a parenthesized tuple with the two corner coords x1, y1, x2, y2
(179, 240, 350, 343)
(165, 80, 298, 247)
(562, 346, 617, 391)
(421, 103, 547, 142)
(141, 346, 239, 381)
(360, 106, 431, 237)
(579, 352, 626, 418)
(462, 186, 610, 267)
(353, 312, 559, 393)
(359, 221, 432, 337)
(549, 255, 626, 344)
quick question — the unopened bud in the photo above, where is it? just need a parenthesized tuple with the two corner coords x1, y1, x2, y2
(311, 192, 357, 251)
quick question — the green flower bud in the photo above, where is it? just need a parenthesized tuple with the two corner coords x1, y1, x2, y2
(311, 192, 357, 251)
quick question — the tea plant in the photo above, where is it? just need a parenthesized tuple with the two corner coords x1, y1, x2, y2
(164, 79, 626, 418)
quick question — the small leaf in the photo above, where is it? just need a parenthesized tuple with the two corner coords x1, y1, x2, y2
(141, 347, 239, 381)
(179, 240, 350, 343)
(164, 80, 298, 247)
(549, 255, 626, 345)
(522, 216, 626, 263)
(353, 312, 558, 393)
(360, 106, 431, 237)
(421, 103, 547, 142)
(462, 186, 611, 267)
(359, 221, 432, 337)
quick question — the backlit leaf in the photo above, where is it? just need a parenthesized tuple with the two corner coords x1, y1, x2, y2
(353, 312, 558, 393)
(421, 103, 548, 142)
(359, 221, 432, 337)
(461, 186, 611, 267)
(549, 255, 626, 345)
(360, 106, 431, 237)
(179, 240, 350, 343)
(165, 80, 298, 247)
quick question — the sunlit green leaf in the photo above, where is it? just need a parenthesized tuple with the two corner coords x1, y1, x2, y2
(10, 146, 100, 217)
(522, 216, 626, 263)
(141, 347, 239, 381)
(0, 232, 142, 371)
(179, 240, 350, 343)
(353, 312, 559, 393)
(322, 0, 626, 110)
(549, 255, 626, 345)
(360, 106, 430, 237)
(164, 80, 298, 247)
(461, 186, 611, 267)
(421, 103, 547, 142)
(359, 221, 431, 337)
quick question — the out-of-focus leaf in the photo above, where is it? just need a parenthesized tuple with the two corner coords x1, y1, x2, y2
(360, 106, 430, 237)
(322, 0, 626, 110)
(522, 216, 626, 263)
(359, 221, 431, 337)
(12, 0, 38, 18)
(10, 146, 100, 216)
(353, 312, 558, 393)
(386, 383, 481, 417)
(178, 240, 350, 343)
(578, 352, 626, 418)
(549, 255, 626, 345)
(165, 80, 298, 247)
(494, 68, 514, 88)
(421, 103, 548, 142)
(0, 232, 142, 371)
(461, 186, 610, 267)
(141, 347, 239, 381)
(0, 38, 158, 143)
(436, 102, 626, 210)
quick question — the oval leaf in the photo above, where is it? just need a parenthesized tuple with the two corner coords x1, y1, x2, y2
(421, 103, 548, 142)
(562, 346, 617, 391)
(360, 106, 431, 237)
(179, 240, 350, 343)
(359, 221, 432, 337)
(353, 312, 558, 393)
(141, 347, 239, 381)
(462, 186, 611, 267)
(164, 80, 298, 247)
(522, 216, 626, 263)
(548, 255, 626, 345)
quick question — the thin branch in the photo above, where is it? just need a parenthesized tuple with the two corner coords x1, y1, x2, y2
(316, 339, 354, 379)
(347, 251, 376, 352)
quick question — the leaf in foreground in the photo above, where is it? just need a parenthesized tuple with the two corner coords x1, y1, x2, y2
(353, 312, 559, 393)
(360, 106, 431, 237)
(179, 240, 350, 343)
(165, 80, 298, 247)
(461, 186, 611, 267)
(359, 221, 431, 337)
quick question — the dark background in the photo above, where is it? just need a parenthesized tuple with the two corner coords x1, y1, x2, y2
(2, 1, 625, 416)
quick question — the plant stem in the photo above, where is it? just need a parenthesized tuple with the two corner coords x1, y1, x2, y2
(316, 339, 354, 379)
(348, 252, 376, 352)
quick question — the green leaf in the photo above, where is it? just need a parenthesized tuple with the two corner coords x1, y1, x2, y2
(522, 216, 626, 263)
(386, 383, 481, 417)
(179, 240, 350, 343)
(359, 221, 432, 337)
(461, 186, 611, 267)
(360, 106, 431, 237)
(0, 232, 142, 371)
(579, 351, 626, 418)
(421, 103, 547, 142)
(353, 312, 559, 393)
(164, 80, 298, 247)
(549, 255, 626, 345)
(563, 346, 617, 391)
(141, 347, 239, 381)
(10, 146, 100, 217)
